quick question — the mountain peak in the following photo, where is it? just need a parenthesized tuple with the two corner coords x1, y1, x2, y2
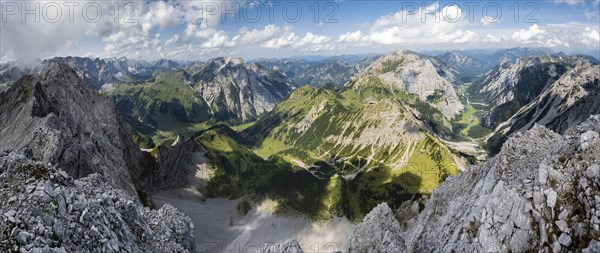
(391, 49, 418, 55)
(42, 63, 82, 83)
(0, 63, 153, 199)
(350, 49, 464, 119)
(211, 57, 245, 67)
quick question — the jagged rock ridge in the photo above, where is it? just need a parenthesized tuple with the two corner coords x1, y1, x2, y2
(486, 62, 600, 153)
(0, 152, 195, 252)
(349, 115, 600, 252)
(473, 55, 596, 129)
(189, 57, 295, 122)
(0, 64, 156, 198)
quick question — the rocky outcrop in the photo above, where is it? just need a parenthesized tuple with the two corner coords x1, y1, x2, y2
(0, 152, 195, 252)
(349, 50, 464, 120)
(349, 203, 405, 252)
(0, 64, 155, 199)
(350, 115, 600, 252)
(149, 136, 203, 192)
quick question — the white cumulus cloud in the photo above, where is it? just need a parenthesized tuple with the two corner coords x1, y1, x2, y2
(338, 31, 364, 43)
(232, 25, 280, 45)
(338, 3, 478, 46)
(509, 24, 600, 48)
(262, 31, 333, 52)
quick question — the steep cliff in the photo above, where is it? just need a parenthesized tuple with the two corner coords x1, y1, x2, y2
(349, 115, 600, 252)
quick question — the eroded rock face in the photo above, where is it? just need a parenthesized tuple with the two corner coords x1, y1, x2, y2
(351, 115, 600, 252)
(0, 64, 155, 199)
(0, 152, 195, 253)
(349, 203, 405, 253)
(189, 57, 296, 122)
(350, 50, 464, 120)
(489, 62, 600, 152)
(150, 135, 202, 192)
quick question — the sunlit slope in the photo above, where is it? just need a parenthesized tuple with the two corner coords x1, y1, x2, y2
(109, 71, 211, 144)
(241, 83, 461, 217)
(194, 125, 351, 221)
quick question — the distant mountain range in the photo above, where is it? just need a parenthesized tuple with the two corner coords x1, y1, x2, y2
(0, 56, 184, 90)
(436, 51, 487, 82)
(109, 57, 295, 145)
(486, 61, 600, 153)
(253, 56, 377, 88)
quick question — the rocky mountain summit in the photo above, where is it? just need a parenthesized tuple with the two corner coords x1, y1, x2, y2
(0, 63, 213, 198)
(0, 64, 198, 252)
(347, 115, 600, 252)
(0, 64, 155, 198)
(189, 57, 295, 122)
(349, 50, 464, 119)
(0, 152, 195, 252)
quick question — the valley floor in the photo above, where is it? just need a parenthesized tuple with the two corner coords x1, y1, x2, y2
(152, 190, 354, 253)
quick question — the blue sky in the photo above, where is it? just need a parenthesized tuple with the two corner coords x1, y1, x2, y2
(1, 0, 599, 62)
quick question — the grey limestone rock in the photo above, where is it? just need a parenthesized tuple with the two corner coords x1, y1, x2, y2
(351, 115, 600, 252)
(349, 202, 405, 253)
(0, 152, 195, 252)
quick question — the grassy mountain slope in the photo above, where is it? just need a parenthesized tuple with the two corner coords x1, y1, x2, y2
(239, 83, 461, 218)
(194, 125, 350, 220)
(109, 71, 211, 144)
(108, 58, 295, 146)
